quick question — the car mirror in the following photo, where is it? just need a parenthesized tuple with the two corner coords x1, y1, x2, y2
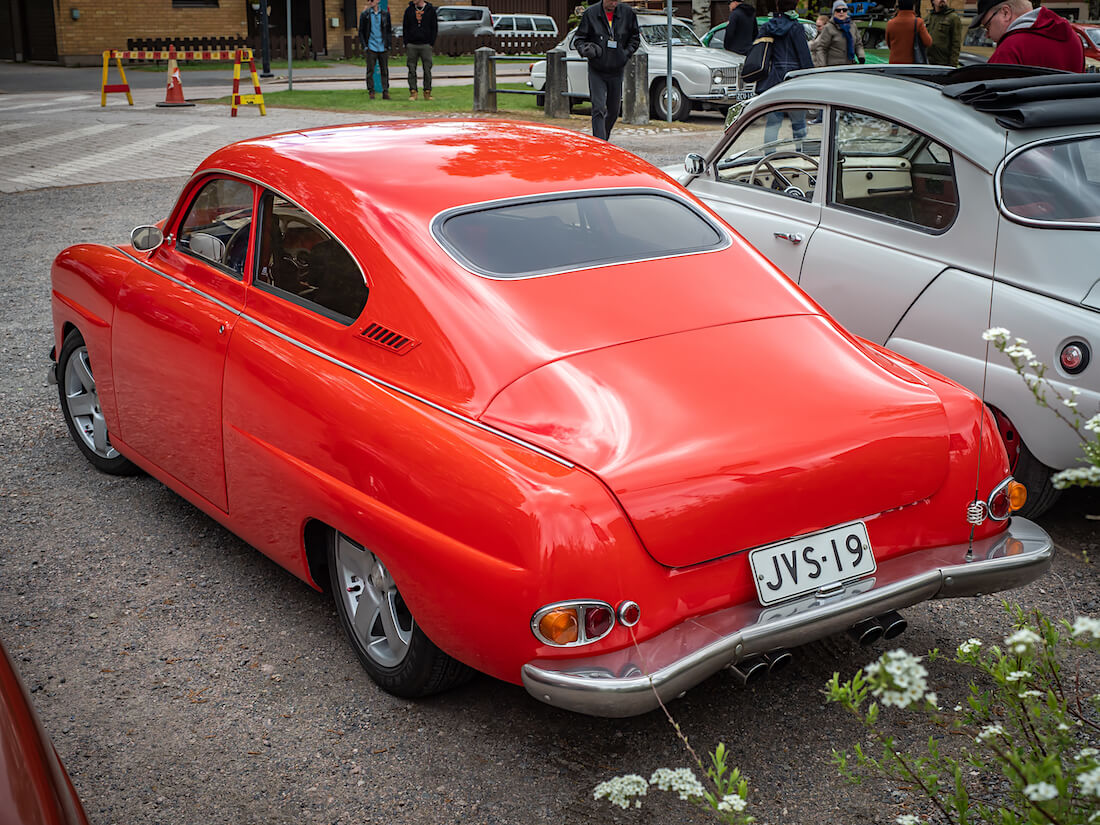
(130, 225, 164, 252)
(684, 153, 706, 176)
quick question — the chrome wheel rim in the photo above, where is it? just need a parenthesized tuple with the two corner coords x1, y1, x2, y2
(334, 533, 413, 668)
(63, 345, 119, 460)
(657, 84, 683, 119)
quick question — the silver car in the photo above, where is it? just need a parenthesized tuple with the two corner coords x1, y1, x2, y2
(672, 65, 1100, 516)
(529, 15, 749, 121)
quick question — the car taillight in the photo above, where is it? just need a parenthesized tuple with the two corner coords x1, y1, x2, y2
(532, 600, 620, 646)
(988, 477, 1027, 521)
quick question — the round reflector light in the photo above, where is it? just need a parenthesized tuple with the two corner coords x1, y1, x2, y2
(617, 600, 641, 627)
(1060, 341, 1089, 375)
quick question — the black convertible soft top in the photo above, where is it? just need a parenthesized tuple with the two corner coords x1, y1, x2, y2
(842, 64, 1100, 130)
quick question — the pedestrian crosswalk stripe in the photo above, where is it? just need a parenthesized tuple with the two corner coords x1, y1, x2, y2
(0, 122, 128, 158)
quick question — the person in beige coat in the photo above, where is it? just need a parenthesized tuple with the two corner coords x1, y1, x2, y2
(811, 0, 866, 66)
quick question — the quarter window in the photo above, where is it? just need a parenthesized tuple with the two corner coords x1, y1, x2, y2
(253, 191, 368, 324)
(830, 109, 959, 231)
(177, 177, 255, 278)
(1000, 136, 1100, 226)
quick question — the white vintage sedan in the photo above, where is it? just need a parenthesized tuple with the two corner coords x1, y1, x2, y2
(672, 64, 1100, 516)
(529, 15, 748, 121)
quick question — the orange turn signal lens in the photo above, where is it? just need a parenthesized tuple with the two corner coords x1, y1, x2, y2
(538, 608, 579, 645)
(1007, 481, 1027, 512)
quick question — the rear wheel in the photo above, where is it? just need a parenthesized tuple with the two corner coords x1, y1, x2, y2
(327, 530, 473, 698)
(651, 79, 690, 121)
(57, 330, 139, 475)
(990, 406, 1060, 518)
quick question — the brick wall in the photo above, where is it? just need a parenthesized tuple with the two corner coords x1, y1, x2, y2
(57, 0, 249, 65)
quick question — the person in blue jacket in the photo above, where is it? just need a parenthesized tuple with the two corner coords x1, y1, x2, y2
(756, 0, 814, 146)
(358, 0, 393, 99)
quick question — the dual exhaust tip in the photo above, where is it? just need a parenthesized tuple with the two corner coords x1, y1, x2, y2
(728, 611, 908, 685)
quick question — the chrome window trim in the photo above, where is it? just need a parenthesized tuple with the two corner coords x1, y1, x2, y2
(115, 248, 575, 469)
(994, 132, 1100, 231)
(429, 187, 733, 280)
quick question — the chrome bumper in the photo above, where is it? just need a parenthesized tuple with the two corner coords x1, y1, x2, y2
(522, 518, 1053, 718)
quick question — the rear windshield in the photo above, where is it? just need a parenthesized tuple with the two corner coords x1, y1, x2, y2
(435, 191, 727, 278)
(999, 136, 1100, 227)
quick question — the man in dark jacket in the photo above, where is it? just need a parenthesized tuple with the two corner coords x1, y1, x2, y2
(359, 0, 393, 99)
(757, 0, 813, 145)
(971, 0, 1084, 71)
(924, 0, 962, 67)
(403, 0, 438, 100)
(724, 0, 758, 56)
(574, 0, 641, 140)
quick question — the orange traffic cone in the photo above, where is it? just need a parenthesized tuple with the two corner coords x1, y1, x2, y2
(156, 57, 195, 108)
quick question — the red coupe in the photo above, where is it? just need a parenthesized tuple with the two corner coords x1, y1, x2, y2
(49, 120, 1052, 717)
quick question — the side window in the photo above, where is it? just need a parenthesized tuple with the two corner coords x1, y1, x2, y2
(495, 17, 514, 31)
(253, 191, 369, 324)
(535, 17, 555, 32)
(830, 109, 959, 231)
(177, 178, 255, 277)
(516, 16, 534, 32)
(713, 107, 825, 203)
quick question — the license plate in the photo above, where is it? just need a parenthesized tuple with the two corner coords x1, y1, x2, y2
(749, 522, 875, 606)
(729, 90, 755, 101)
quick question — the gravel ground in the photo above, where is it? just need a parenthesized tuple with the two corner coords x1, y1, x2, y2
(1, 171, 1098, 825)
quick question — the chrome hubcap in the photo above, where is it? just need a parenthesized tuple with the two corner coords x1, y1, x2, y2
(334, 533, 412, 668)
(63, 346, 119, 460)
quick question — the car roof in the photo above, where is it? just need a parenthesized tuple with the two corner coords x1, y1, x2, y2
(742, 65, 1100, 172)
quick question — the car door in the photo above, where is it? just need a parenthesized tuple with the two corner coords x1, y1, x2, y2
(685, 105, 825, 278)
(110, 176, 253, 511)
(797, 108, 963, 345)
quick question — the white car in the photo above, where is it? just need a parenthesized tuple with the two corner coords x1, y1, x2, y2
(529, 15, 748, 121)
(670, 64, 1100, 516)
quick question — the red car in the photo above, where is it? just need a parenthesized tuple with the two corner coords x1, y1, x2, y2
(0, 639, 89, 825)
(1070, 21, 1100, 62)
(49, 121, 1052, 717)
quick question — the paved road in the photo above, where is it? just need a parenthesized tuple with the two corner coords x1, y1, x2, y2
(1, 59, 1097, 825)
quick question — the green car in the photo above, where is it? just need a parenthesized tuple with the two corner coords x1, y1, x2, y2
(702, 17, 887, 64)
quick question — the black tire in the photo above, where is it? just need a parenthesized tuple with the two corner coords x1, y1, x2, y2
(57, 330, 139, 476)
(651, 79, 691, 121)
(327, 529, 473, 698)
(1012, 439, 1061, 519)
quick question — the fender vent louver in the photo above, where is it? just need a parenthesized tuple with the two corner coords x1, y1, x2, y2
(360, 322, 418, 355)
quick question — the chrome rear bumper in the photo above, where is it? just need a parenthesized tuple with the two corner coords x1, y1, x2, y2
(522, 518, 1053, 717)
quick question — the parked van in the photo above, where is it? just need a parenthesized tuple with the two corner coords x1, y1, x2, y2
(492, 13, 558, 37)
(436, 5, 495, 36)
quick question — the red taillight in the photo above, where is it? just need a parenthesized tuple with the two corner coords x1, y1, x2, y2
(584, 605, 613, 639)
(1060, 341, 1089, 374)
(532, 600, 623, 646)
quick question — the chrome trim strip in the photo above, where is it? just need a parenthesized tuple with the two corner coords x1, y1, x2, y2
(521, 517, 1053, 717)
(113, 249, 576, 469)
(994, 131, 1100, 231)
(429, 187, 734, 281)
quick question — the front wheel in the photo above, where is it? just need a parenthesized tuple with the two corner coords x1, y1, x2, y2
(57, 330, 139, 475)
(651, 79, 690, 121)
(328, 530, 472, 698)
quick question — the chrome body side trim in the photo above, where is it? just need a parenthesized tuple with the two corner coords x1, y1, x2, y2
(113, 249, 575, 469)
(521, 517, 1053, 717)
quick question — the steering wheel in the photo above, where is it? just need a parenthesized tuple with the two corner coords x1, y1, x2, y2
(224, 223, 251, 275)
(749, 151, 819, 201)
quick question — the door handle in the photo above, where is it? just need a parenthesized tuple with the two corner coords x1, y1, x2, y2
(774, 232, 804, 245)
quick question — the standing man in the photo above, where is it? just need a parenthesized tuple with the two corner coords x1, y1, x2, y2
(359, 0, 392, 100)
(969, 0, 1084, 71)
(924, 0, 963, 67)
(757, 0, 814, 145)
(574, 0, 641, 140)
(885, 0, 932, 63)
(723, 0, 758, 56)
(403, 0, 438, 100)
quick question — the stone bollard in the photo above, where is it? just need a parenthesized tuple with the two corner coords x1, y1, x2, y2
(473, 46, 496, 113)
(623, 50, 648, 125)
(544, 47, 570, 119)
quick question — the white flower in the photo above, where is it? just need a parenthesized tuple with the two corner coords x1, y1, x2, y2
(1005, 628, 1041, 654)
(954, 704, 963, 712)
(1079, 766, 1100, 797)
(1059, 723, 1071, 731)
(958, 638, 983, 655)
(896, 815, 922, 825)
(1054, 466, 1100, 488)
(1006, 670, 1032, 682)
(983, 327, 1011, 343)
(649, 767, 706, 801)
(925, 692, 938, 708)
(1063, 397, 1079, 409)
(594, 774, 648, 809)
(1077, 748, 1099, 760)
(717, 793, 747, 813)
(866, 649, 929, 709)
(977, 724, 1005, 743)
(1019, 690, 1043, 699)
(1084, 414, 1100, 434)
(1071, 617, 1100, 641)
(1004, 343, 1036, 362)
(1024, 782, 1059, 802)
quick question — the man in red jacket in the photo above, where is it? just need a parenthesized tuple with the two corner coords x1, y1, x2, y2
(969, 0, 1084, 72)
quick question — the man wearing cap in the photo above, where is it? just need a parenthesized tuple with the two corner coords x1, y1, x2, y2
(811, 1, 866, 66)
(724, 0, 758, 56)
(970, 0, 1084, 71)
